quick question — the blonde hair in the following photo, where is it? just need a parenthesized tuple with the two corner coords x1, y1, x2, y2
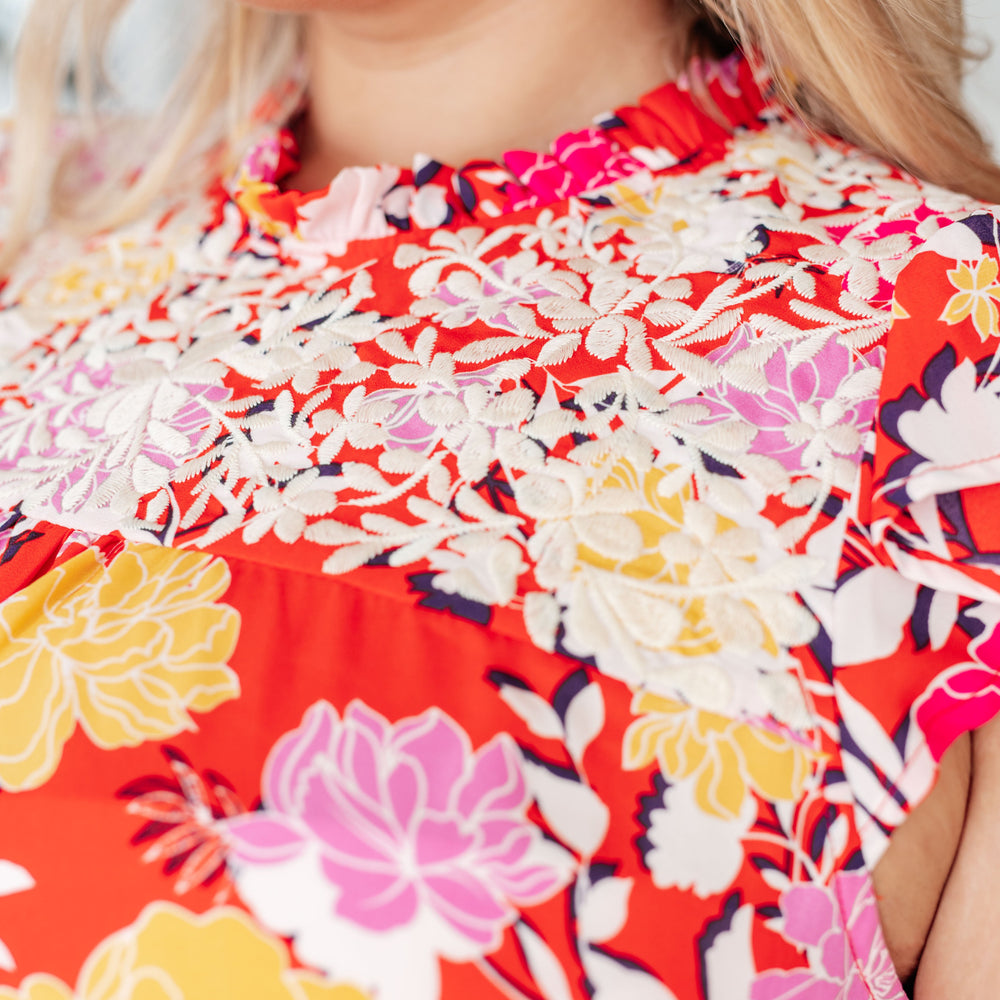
(694, 0, 1000, 202)
(5, 1, 299, 262)
(4, 0, 1000, 265)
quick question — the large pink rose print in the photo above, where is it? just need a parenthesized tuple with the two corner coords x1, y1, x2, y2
(225, 700, 572, 1000)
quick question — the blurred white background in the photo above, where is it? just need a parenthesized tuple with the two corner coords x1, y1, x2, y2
(0, 0, 997, 143)
(967, 0, 1000, 143)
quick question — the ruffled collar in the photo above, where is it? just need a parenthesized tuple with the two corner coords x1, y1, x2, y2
(226, 52, 771, 248)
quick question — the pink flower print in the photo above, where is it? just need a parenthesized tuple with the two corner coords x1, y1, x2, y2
(915, 662, 1000, 762)
(690, 324, 883, 474)
(295, 166, 398, 254)
(679, 53, 745, 99)
(423, 260, 556, 334)
(752, 872, 905, 1000)
(243, 133, 286, 184)
(0, 357, 229, 515)
(226, 700, 569, 949)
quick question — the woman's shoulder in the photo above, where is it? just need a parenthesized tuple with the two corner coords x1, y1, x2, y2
(0, 131, 230, 338)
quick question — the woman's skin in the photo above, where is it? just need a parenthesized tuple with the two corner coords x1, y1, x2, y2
(909, 715, 1000, 998)
(240, 0, 688, 189)
(872, 732, 970, 992)
(236, 1, 985, 992)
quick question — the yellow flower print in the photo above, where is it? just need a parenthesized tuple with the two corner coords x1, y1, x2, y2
(0, 979, 68, 1000)
(605, 181, 661, 224)
(602, 180, 691, 237)
(573, 461, 787, 658)
(622, 691, 815, 819)
(891, 298, 911, 321)
(0, 903, 370, 1000)
(941, 256, 1000, 341)
(233, 173, 293, 239)
(0, 544, 240, 792)
(23, 237, 176, 324)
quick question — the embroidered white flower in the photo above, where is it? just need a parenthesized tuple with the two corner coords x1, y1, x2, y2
(518, 455, 820, 715)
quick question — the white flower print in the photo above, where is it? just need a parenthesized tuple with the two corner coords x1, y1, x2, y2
(895, 357, 1000, 498)
(0, 859, 34, 970)
(643, 777, 756, 899)
(518, 454, 820, 719)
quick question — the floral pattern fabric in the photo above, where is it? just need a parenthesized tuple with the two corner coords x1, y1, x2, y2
(2, 51, 1000, 999)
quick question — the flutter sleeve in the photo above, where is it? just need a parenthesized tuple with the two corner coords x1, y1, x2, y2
(858, 212, 1000, 766)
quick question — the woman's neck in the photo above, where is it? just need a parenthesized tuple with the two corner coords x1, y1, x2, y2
(293, 0, 687, 189)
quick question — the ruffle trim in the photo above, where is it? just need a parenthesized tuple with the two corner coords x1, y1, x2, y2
(863, 221, 1000, 764)
(225, 52, 772, 248)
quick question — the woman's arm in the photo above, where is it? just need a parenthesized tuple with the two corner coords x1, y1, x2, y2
(873, 732, 971, 991)
(906, 718, 1000, 998)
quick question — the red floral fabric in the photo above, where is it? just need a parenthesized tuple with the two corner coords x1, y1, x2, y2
(1, 52, 999, 1000)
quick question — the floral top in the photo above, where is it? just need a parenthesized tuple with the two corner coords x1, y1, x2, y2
(1, 52, 999, 1000)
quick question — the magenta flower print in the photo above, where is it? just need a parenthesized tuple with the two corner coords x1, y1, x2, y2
(503, 129, 641, 212)
(688, 325, 883, 475)
(226, 700, 570, 950)
(913, 608, 1000, 761)
(752, 872, 905, 1000)
(243, 132, 287, 184)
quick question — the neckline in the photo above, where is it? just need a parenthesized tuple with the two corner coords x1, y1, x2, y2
(225, 51, 772, 248)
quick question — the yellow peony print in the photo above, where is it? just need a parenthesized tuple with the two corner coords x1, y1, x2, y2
(573, 462, 788, 659)
(0, 903, 370, 1000)
(233, 173, 294, 239)
(0, 544, 240, 792)
(23, 237, 176, 324)
(941, 256, 1000, 341)
(622, 691, 815, 819)
(0, 979, 67, 1000)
